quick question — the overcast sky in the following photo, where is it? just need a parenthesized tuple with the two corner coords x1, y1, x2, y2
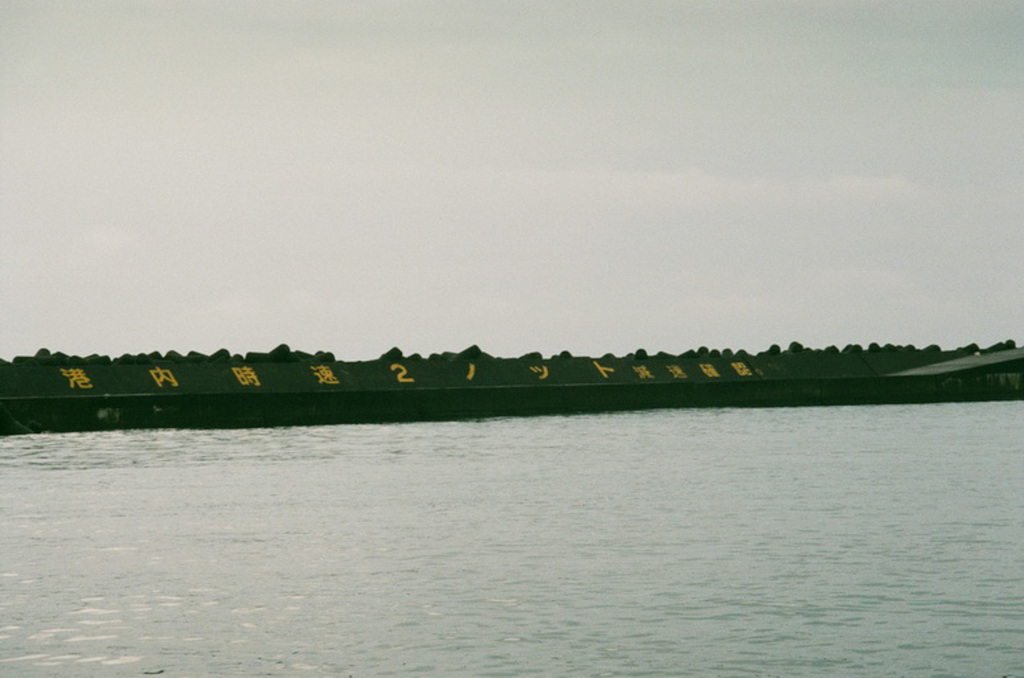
(2, 2, 1021, 361)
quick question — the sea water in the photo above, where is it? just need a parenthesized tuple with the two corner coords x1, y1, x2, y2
(1, 402, 1021, 677)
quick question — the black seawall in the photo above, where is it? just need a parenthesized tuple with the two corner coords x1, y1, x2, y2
(2, 341, 1022, 435)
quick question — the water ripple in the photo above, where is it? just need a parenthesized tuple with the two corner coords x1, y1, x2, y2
(1, 402, 1022, 675)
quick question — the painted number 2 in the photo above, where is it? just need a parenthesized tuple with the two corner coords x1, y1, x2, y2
(390, 363, 415, 383)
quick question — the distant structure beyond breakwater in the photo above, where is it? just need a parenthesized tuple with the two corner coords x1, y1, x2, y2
(2, 340, 1021, 435)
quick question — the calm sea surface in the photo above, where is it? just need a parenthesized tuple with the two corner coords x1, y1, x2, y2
(1, 403, 1021, 677)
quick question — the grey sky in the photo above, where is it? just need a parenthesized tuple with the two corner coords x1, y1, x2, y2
(2, 2, 1021, 360)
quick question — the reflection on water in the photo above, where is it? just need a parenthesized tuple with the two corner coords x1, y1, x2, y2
(2, 403, 1023, 676)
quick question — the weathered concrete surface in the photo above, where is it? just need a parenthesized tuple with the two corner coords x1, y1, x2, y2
(887, 347, 1024, 376)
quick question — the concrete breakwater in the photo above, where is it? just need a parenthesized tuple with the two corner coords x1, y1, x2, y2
(2, 341, 1021, 435)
